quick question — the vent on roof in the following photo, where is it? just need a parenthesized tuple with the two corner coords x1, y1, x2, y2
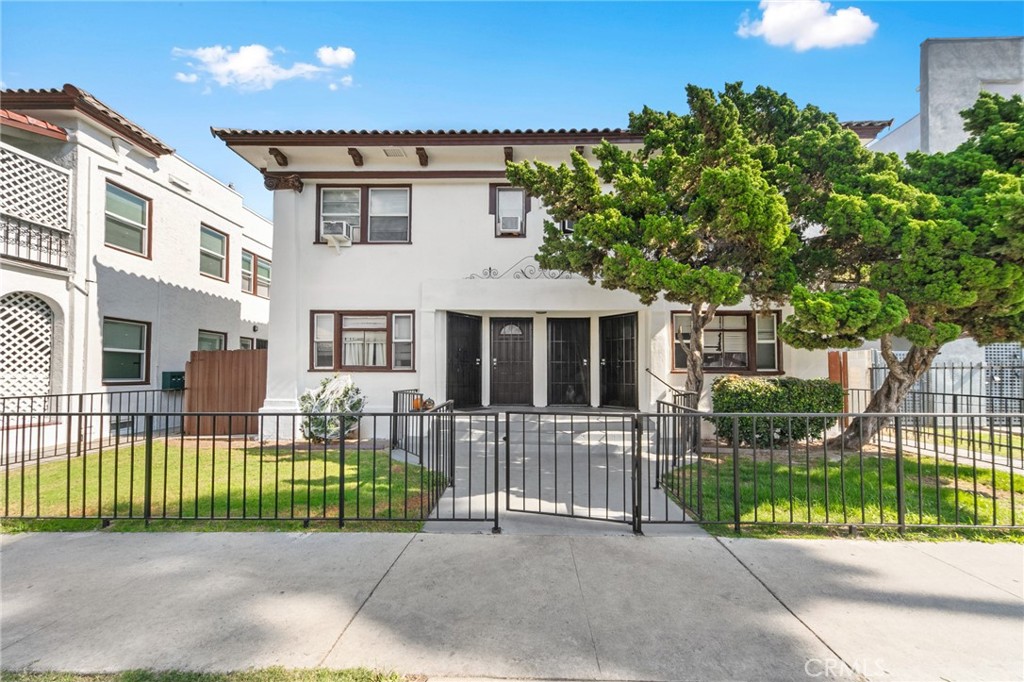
(382, 147, 406, 158)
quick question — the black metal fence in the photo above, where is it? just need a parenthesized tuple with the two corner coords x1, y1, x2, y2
(2, 404, 1020, 534)
(866, 362, 1024, 419)
(0, 408, 500, 527)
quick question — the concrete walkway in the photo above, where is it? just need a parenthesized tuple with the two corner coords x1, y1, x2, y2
(1, 532, 1022, 681)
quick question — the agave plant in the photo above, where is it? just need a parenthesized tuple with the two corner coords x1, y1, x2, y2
(298, 375, 367, 442)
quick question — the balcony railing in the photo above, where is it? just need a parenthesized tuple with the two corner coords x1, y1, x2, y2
(1, 214, 70, 270)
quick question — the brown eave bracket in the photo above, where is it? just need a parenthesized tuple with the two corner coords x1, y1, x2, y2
(268, 147, 288, 167)
(575, 145, 585, 156)
(348, 147, 364, 167)
(416, 147, 429, 167)
(504, 146, 513, 163)
(263, 172, 303, 193)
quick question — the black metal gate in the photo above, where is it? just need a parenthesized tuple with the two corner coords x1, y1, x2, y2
(491, 318, 533, 406)
(447, 313, 482, 408)
(599, 313, 638, 409)
(547, 318, 590, 406)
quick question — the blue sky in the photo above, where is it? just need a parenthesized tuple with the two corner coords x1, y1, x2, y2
(3, 2, 1021, 218)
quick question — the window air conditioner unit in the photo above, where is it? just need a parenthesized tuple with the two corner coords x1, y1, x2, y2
(322, 221, 353, 252)
(499, 216, 522, 235)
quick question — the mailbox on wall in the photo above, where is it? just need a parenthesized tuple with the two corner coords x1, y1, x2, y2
(162, 371, 185, 390)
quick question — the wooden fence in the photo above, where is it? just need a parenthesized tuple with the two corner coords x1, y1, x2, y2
(183, 349, 267, 435)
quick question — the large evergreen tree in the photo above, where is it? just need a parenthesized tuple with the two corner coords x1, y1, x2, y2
(506, 85, 798, 398)
(779, 92, 1024, 447)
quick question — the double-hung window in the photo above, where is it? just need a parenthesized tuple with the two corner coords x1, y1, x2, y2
(318, 186, 411, 244)
(672, 312, 781, 373)
(105, 183, 150, 256)
(310, 311, 414, 371)
(199, 225, 228, 280)
(241, 250, 271, 297)
(102, 318, 149, 383)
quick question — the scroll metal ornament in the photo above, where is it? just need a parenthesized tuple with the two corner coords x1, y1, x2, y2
(263, 173, 303, 193)
(467, 256, 577, 280)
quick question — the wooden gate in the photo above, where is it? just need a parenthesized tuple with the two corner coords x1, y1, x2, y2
(184, 350, 267, 435)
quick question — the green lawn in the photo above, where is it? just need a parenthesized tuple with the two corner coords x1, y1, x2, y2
(662, 450, 1024, 539)
(877, 423, 1024, 462)
(1, 669, 408, 682)
(0, 437, 442, 532)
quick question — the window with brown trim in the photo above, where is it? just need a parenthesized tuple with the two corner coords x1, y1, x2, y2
(241, 250, 271, 297)
(317, 185, 411, 244)
(672, 311, 781, 373)
(102, 317, 150, 384)
(198, 329, 227, 351)
(239, 336, 255, 350)
(488, 184, 530, 237)
(199, 225, 228, 280)
(104, 182, 151, 257)
(309, 311, 414, 371)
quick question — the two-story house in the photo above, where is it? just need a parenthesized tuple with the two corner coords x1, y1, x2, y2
(1, 84, 273, 404)
(212, 125, 884, 414)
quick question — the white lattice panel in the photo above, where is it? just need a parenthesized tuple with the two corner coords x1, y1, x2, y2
(0, 144, 70, 230)
(0, 292, 54, 398)
(985, 343, 1024, 410)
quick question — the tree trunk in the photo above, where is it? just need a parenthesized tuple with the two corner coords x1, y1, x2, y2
(831, 336, 942, 450)
(680, 306, 717, 407)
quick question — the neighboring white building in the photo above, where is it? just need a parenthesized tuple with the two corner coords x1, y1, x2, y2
(213, 123, 886, 413)
(1, 84, 273, 402)
(870, 36, 1024, 366)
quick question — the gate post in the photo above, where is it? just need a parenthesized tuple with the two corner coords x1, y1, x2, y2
(493, 413, 502, 534)
(732, 418, 741, 535)
(894, 415, 905, 533)
(633, 414, 643, 535)
(144, 414, 154, 525)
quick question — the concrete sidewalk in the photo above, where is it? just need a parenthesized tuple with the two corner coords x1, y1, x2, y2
(1, 532, 1021, 681)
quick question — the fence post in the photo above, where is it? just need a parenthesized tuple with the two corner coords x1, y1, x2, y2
(695, 414, 704, 520)
(493, 413, 502, 534)
(732, 417, 741, 535)
(894, 415, 905, 533)
(633, 414, 643, 535)
(144, 414, 154, 525)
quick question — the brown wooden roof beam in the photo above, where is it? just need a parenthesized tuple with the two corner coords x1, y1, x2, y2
(504, 146, 513, 163)
(348, 147, 364, 167)
(268, 147, 288, 167)
(416, 147, 428, 167)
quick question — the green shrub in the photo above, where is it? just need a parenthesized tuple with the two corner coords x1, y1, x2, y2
(709, 375, 844, 446)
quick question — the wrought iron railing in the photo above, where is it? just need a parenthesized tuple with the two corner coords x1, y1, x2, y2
(1, 213, 70, 270)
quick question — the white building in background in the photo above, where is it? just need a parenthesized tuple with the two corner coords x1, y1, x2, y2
(1, 84, 272, 403)
(213, 122, 886, 413)
(870, 36, 1024, 368)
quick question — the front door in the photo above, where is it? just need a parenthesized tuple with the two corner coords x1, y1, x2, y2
(599, 313, 638, 409)
(491, 318, 533, 406)
(446, 313, 482, 408)
(548, 318, 590, 406)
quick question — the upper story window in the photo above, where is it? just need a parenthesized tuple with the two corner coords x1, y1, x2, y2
(105, 182, 150, 257)
(318, 186, 411, 244)
(310, 311, 414, 371)
(241, 250, 271, 298)
(495, 187, 526, 237)
(672, 312, 781, 373)
(199, 225, 228, 280)
(102, 318, 149, 384)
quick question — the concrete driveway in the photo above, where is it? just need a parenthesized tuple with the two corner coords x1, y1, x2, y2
(2, 532, 1021, 681)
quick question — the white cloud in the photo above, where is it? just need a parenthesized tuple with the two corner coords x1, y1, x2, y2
(737, 0, 878, 52)
(340, 75, 354, 87)
(172, 44, 326, 91)
(329, 83, 338, 91)
(317, 46, 356, 68)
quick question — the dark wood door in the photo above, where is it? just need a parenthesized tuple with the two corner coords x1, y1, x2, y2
(599, 313, 638, 409)
(491, 318, 533, 406)
(446, 313, 482, 408)
(548, 318, 590, 406)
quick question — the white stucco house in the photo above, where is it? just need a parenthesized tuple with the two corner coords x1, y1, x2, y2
(213, 122, 887, 414)
(869, 36, 1024, 369)
(1, 84, 273, 404)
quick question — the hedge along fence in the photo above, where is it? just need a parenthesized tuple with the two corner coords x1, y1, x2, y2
(709, 376, 845, 446)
